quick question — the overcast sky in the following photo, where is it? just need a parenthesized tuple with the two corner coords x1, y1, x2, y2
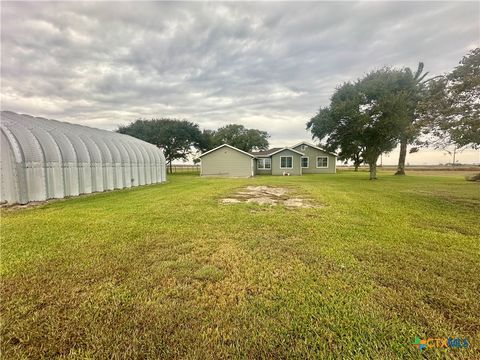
(1, 1, 479, 164)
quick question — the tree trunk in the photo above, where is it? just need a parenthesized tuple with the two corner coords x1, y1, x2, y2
(369, 162, 377, 180)
(367, 154, 379, 180)
(353, 154, 361, 172)
(169, 161, 173, 174)
(395, 137, 407, 175)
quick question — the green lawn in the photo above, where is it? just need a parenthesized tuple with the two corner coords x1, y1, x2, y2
(1, 171, 479, 359)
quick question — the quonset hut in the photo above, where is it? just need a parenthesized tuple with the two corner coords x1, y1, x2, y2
(0, 111, 167, 204)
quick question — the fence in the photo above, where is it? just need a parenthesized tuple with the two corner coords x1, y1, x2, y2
(168, 164, 200, 174)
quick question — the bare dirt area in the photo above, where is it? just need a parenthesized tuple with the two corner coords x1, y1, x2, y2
(0, 200, 48, 211)
(220, 186, 319, 208)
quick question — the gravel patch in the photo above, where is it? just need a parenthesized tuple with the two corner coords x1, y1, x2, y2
(221, 186, 319, 208)
(220, 198, 242, 204)
(246, 197, 277, 205)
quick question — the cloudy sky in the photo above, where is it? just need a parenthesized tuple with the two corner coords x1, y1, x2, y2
(1, 1, 479, 164)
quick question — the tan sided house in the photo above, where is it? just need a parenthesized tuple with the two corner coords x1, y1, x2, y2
(199, 141, 336, 177)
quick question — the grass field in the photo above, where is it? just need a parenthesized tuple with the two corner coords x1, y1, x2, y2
(1, 171, 479, 359)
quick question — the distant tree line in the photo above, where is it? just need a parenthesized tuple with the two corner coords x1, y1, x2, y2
(307, 48, 479, 179)
(118, 121, 269, 172)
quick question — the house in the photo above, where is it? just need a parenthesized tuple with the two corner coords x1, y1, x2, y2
(199, 141, 336, 177)
(290, 141, 337, 174)
(250, 147, 304, 176)
(199, 144, 255, 177)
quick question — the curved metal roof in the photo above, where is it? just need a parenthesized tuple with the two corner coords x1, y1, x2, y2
(0, 111, 166, 204)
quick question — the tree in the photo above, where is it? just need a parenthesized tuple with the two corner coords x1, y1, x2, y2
(308, 69, 409, 180)
(118, 119, 202, 173)
(358, 69, 411, 179)
(197, 129, 216, 152)
(418, 48, 480, 150)
(205, 124, 270, 152)
(394, 62, 433, 176)
(307, 106, 366, 171)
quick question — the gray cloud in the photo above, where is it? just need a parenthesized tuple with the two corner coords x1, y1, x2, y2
(1, 1, 479, 163)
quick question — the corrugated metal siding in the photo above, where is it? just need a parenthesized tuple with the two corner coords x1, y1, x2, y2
(292, 145, 336, 174)
(201, 147, 253, 177)
(0, 111, 167, 204)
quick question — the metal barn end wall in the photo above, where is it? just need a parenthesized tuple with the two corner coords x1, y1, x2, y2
(0, 111, 167, 205)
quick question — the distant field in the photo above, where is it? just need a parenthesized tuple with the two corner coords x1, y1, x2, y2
(168, 164, 200, 174)
(340, 165, 480, 176)
(1, 172, 479, 359)
(343, 167, 480, 178)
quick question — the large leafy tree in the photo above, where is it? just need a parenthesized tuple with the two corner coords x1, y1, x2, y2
(418, 48, 480, 150)
(118, 119, 202, 172)
(357, 69, 411, 179)
(308, 68, 409, 179)
(307, 95, 366, 171)
(197, 129, 216, 153)
(203, 124, 270, 152)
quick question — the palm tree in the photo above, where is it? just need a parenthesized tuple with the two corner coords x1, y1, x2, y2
(394, 62, 437, 176)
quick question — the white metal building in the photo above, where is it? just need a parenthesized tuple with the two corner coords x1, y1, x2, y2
(0, 111, 167, 204)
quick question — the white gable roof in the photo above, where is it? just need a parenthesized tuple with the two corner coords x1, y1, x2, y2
(268, 147, 304, 156)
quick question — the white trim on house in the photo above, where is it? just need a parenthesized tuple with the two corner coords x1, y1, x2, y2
(292, 141, 337, 157)
(199, 143, 255, 158)
(301, 156, 309, 168)
(257, 158, 271, 170)
(269, 147, 304, 157)
(280, 156, 293, 169)
(316, 156, 329, 168)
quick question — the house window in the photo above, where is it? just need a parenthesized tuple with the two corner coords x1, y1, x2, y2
(316, 156, 328, 168)
(301, 156, 309, 168)
(257, 158, 271, 170)
(280, 156, 293, 169)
